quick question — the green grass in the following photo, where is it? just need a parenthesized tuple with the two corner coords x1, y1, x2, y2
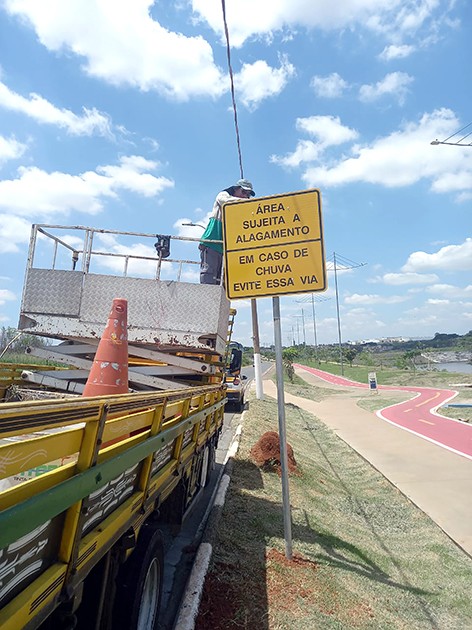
(0, 353, 48, 365)
(197, 383, 472, 630)
(301, 360, 472, 388)
(0, 353, 66, 367)
(273, 372, 344, 402)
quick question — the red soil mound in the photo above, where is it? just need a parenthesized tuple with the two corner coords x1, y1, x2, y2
(250, 431, 298, 474)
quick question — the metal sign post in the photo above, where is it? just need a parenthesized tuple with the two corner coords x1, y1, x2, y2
(369, 371, 378, 393)
(273, 295, 293, 560)
(222, 188, 326, 560)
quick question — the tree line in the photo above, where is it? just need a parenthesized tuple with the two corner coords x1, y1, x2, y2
(0, 326, 51, 356)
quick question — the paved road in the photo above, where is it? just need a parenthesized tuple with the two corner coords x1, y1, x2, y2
(296, 364, 472, 460)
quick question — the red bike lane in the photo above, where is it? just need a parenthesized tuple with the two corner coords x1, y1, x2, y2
(295, 364, 472, 460)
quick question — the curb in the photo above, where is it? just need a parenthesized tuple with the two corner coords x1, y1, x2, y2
(173, 419, 243, 630)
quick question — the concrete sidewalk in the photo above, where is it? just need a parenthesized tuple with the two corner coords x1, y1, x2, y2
(263, 368, 472, 557)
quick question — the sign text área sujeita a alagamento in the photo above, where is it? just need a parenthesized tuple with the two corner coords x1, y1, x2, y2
(223, 190, 327, 299)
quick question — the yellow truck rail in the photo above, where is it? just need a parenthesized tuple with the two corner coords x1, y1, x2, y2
(0, 384, 226, 629)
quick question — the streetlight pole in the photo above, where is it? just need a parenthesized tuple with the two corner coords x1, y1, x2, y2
(333, 252, 344, 375)
(430, 122, 472, 147)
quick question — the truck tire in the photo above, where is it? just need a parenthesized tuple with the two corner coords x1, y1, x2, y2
(200, 442, 215, 488)
(113, 523, 164, 630)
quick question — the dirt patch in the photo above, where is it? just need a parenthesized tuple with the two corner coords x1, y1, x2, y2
(195, 562, 267, 630)
(266, 548, 376, 625)
(266, 548, 319, 615)
(194, 568, 240, 630)
(250, 431, 298, 474)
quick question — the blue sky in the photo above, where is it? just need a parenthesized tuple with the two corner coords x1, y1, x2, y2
(0, 0, 470, 348)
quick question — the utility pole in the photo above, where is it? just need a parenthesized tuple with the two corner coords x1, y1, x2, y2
(311, 297, 319, 362)
(292, 315, 303, 346)
(296, 294, 330, 364)
(301, 308, 306, 345)
(251, 299, 263, 399)
(326, 252, 367, 376)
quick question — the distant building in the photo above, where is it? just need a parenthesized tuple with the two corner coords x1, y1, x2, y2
(347, 336, 413, 345)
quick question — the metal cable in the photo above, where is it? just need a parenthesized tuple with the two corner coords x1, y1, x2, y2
(221, 0, 244, 179)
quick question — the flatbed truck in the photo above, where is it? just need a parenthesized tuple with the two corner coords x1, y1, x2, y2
(0, 223, 239, 629)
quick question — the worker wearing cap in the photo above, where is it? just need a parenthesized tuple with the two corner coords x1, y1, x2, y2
(199, 178, 255, 285)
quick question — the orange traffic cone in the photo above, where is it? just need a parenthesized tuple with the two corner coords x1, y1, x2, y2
(82, 298, 129, 397)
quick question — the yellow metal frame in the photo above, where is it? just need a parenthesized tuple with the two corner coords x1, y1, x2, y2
(0, 385, 226, 629)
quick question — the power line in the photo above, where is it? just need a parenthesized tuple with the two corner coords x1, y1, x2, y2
(296, 294, 331, 362)
(220, 0, 263, 403)
(325, 253, 367, 270)
(220, 0, 245, 178)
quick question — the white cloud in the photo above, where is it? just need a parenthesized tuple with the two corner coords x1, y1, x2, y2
(394, 1, 442, 33)
(402, 239, 472, 273)
(359, 71, 414, 105)
(0, 81, 112, 136)
(5, 0, 225, 100)
(378, 44, 415, 60)
(424, 284, 472, 301)
(270, 140, 320, 169)
(92, 232, 202, 281)
(0, 156, 174, 218)
(456, 192, 472, 203)
(235, 55, 295, 110)
(5, 1, 453, 104)
(271, 116, 358, 168)
(301, 108, 472, 197)
(426, 298, 449, 305)
(311, 72, 348, 98)
(345, 293, 409, 305)
(0, 134, 27, 164)
(93, 233, 167, 277)
(191, 0, 449, 48)
(431, 172, 472, 193)
(0, 214, 32, 253)
(296, 116, 359, 145)
(173, 218, 207, 241)
(0, 288, 16, 304)
(97, 156, 171, 197)
(382, 272, 439, 285)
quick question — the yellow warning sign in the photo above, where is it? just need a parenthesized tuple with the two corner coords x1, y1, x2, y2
(223, 189, 326, 299)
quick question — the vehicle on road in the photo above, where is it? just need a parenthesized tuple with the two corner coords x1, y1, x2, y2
(224, 342, 248, 412)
